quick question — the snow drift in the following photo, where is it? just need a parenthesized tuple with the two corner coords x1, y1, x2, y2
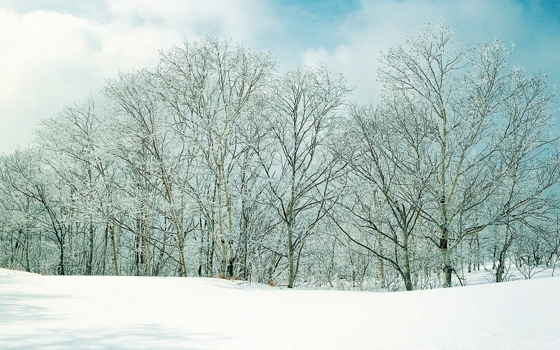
(1, 272, 558, 349)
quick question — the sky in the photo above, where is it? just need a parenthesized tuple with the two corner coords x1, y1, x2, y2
(1, 0, 559, 154)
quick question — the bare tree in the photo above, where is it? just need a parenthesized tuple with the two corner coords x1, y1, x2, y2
(334, 99, 435, 291)
(0, 150, 73, 275)
(376, 22, 559, 287)
(104, 69, 192, 276)
(155, 38, 274, 278)
(36, 100, 120, 275)
(261, 65, 349, 288)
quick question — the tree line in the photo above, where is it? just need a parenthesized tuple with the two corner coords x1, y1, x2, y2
(1, 23, 559, 290)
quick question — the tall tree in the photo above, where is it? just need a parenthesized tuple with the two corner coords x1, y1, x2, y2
(334, 99, 435, 291)
(155, 38, 274, 278)
(376, 22, 559, 287)
(261, 66, 349, 288)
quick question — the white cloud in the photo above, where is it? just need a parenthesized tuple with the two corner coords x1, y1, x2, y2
(107, 0, 280, 46)
(0, 7, 182, 153)
(300, 0, 557, 104)
(0, 1, 280, 154)
(1, 0, 559, 154)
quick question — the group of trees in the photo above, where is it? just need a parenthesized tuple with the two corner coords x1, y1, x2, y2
(1, 24, 559, 291)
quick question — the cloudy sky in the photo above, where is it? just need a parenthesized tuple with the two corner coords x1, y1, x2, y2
(1, 0, 559, 154)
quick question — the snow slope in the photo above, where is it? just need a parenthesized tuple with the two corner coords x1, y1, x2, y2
(0, 268, 39, 276)
(1, 272, 558, 349)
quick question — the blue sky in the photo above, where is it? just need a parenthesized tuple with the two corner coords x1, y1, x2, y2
(1, 0, 559, 153)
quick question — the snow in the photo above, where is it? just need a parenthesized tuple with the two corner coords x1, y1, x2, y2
(0, 268, 39, 276)
(1, 271, 559, 349)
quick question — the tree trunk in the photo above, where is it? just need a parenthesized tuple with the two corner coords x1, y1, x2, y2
(377, 232, 385, 288)
(24, 229, 30, 272)
(442, 244, 452, 288)
(402, 238, 413, 291)
(496, 225, 512, 283)
(241, 211, 248, 280)
(86, 214, 94, 275)
(208, 228, 215, 276)
(109, 223, 119, 276)
(59, 242, 66, 275)
(226, 257, 234, 278)
(177, 234, 187, 277)
(287, 225, 295, 288)
(102, 224, 108, 275)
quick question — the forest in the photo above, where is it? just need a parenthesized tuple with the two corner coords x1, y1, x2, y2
(1, 23, 559, 291)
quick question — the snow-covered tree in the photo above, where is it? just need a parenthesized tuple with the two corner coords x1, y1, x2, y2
(374, 22, 559, 287)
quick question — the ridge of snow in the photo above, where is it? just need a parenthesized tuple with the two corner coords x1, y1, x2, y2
(1, 272, 558, 349)
(0, 268, 39, 276)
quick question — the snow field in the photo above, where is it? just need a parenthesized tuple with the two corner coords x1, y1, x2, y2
(1, 272, 559, 349)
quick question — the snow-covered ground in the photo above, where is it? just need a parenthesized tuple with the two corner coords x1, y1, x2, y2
(451, 263, 558, 287)
(0, 268, 40, 276)
(1, 270, 559, 349)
